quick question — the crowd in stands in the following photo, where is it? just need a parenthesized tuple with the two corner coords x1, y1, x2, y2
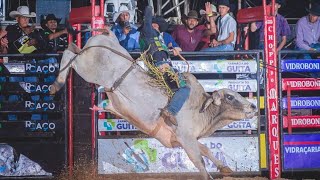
(0, 0, 320, 55)
(0, 6, 68, 54)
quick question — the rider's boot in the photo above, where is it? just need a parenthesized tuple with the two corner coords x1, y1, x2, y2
(160, 108, 178, 126)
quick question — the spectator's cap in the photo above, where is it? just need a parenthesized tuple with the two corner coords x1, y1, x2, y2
(218, 0, 230, 7)
(112, 5, 134, 23)
(152, 16, 169, 32)
(9, 6, 36, 18)
(307, 3, 320, 16)
(199, 4, 218, 16)
(267, 0, 285, 6)
(43, 14, 61, 24)
(186, 10, 199, 20)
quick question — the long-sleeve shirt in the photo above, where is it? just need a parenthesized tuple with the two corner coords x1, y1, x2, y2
(256, 14, 291, 44)
(112, 24, 140, 51)
(296, 16, 320, 50)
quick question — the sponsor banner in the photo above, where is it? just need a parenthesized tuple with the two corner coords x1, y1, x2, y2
(281, 59, 320, 72)
(0, 101, 60, 112)
(265, 16, 281, 179)
(282, 97, 320, 109)
(199, 79, 257, 92)
(0, 82, 53, 93)
(4, 63, 25, 74)
(3, 63, 59, 74)
(98, 137, 259, 174)
(25, 63, 59, 74)
(283, 134, 320, 169)
(0, 120, 64, 138)
(98, 116, 258, 132)
(171, 60, 257, 73)
(282, 78, 320, 91)
(98, 119, 137, 132)
(283, 116, 320, 128)
(221, 116, 258, 130)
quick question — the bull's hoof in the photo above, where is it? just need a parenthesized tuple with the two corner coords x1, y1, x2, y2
(219, 166, 233, 176)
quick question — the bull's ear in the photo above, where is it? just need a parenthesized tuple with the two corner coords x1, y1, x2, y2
(200, 98, 213, 113)
(211, 91, 222, 106)
(67, 43, 81, 54)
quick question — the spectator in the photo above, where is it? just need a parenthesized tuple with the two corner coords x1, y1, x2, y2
(151, 16, 182, 56)
(112, 7, 140, 51)
(172, 2, 216, 52)
(6, 6, 47, 54)
(296, 3, 320, 52)
(202, 0, 236, 52)
(0, 29, 8, 54)
(195, 4, 218, 51)
(251, 0, 290, 51)
(41, 14, 68, 53)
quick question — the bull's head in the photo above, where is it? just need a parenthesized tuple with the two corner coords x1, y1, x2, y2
(200, 89, 257, 120)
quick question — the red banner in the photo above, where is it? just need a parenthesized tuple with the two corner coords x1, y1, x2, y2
(283, 116, 320, 128)
(282, 78, 320, 90)
(264, 15, 281, 179)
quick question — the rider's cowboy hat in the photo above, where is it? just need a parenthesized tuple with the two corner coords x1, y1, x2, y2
(152, 16, 169, 32)
(9, 6, 36, 18)
(306, 3, 320, 16)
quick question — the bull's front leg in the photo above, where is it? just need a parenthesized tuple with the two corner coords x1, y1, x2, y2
(198, 142, 233, 176)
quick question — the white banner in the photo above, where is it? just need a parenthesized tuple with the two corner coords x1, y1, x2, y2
(98, 116, 258, 132)
(199, 79, 257, 92)
(97, 137, 259, 174)
(172, 60, 258, 73)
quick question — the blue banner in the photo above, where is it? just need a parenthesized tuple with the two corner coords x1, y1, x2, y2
(283, 134, 320, 169)
(281, 59, 320, 72)
(282, 97, 320, 109)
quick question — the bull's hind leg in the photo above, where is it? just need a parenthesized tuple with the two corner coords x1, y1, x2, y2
(198, 143, 232, 176)
(177, 136, 211, 180)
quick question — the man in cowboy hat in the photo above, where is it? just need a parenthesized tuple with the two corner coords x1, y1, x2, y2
(250, 0, 290, 51)
(41, 14, 68, 53)
(172, 2, 216, 51)
(296, 2, 320, 51)
(296, 2, 320, 78)
(201, 0, 237, 52)
(111, 6, 140, 51)
(6, 6, 47, 54)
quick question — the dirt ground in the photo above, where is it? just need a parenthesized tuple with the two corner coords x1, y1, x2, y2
(56, 164, 288, 180)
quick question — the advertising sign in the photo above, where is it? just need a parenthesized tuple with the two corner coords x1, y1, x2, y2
(264, 15, 281, 178)
(281, 59, 320, 72)
(171, 60, 257, 73)
(283, 134, 320, 170)
(282, 78, 320, 91)
(283, 116, 320, 128)
(98, 116, 258, 132)
(282, 97, 320, 109)
(199, 79, 257, 92)
(98, 137, 259, 174)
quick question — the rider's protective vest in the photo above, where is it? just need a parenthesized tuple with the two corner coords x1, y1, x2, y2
(139, 31, 169, 57)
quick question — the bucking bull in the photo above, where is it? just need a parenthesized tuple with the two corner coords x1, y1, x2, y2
(50, 32, 257, 180)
